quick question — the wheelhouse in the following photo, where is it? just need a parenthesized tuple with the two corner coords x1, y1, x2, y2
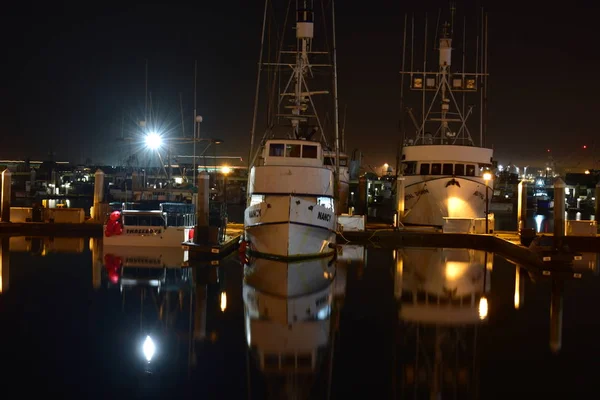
(261, 139, 324, 167)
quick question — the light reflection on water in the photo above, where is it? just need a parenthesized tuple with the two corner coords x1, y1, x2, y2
(494, 210, 595, 233)
(0, 238, 599, 397)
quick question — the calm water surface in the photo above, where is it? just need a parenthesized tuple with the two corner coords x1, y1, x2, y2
(0, 237, 599, 398)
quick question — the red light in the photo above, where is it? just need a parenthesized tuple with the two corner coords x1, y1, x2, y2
(583, 145, 587, 149)
(547, 149, 551, 153)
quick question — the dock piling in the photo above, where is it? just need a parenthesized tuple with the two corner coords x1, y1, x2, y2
(1, 169, 11, 222)
(517, 180, 527, 230)
(553, 178, 566, 247)
(395, 176, 405, 227)
(357, 175, 367, 216)
(93, 169, 105, 221)
(193, 171, 210, 244)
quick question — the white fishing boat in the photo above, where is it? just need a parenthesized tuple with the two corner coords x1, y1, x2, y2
(398, 9, 494, 227)
(103, 203, 195, 247)
(244, 2, 342, 259)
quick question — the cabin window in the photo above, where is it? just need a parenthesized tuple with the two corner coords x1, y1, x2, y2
(302, 145, 318, 158)
(249, 195, 264, 207)
(269, 143, 284, 156)
(431, 163, 442, 175)
(339, 157, 348, 167)
(419, 163, 430, 175)
(124, 215, 164, 226)
(317, 197, 335, 212)
(454, 164, 465, 176)
(324, 157, 334, 166)
(285, 144, 301, 157)
(403, 162, 417, 175)
(466, 164, 476, 176)
(442, 163, 453, 175)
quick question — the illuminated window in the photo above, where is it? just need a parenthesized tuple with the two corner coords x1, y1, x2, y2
(452, 78, 462, 88)
(317, 197, 334, 211)
(466, 79, 476, 89)
(426, 78, 436, 88)
(413, 78, 423, 88)
(250, 195, 264, 207)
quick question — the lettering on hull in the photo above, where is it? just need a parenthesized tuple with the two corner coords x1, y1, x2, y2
(317, 211, 332, 222)
(125, 228, 162, 235)
(248, 209, 261, 218)
(405, 188, 429, 201)
(473, 190, 484, 200)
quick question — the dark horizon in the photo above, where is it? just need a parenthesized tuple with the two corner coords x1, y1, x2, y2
(1, 1, 599, 171)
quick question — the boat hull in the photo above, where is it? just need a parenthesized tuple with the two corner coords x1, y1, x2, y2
(403, 175, 491, 226)
(245, 195, 336, 260)
(103, 225, 193, 247)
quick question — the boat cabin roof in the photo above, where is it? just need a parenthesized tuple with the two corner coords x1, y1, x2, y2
(121, 210, 164, 216)
(262, 139, 324, 167)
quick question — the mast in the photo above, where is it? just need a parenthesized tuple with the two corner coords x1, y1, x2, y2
(253, 0, 331, 150)
(331, 0, 341, 214)
(400, 6, 487, 147)
(247, 0, 269, 173)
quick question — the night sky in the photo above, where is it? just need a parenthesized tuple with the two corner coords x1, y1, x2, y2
(1, 1, 598, 172)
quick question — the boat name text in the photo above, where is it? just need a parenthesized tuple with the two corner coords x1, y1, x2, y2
(317, 211, 332, 222)
(473, 191, 484, 200)
(404, 188, 429, 200)
(126, 228, 162, 235)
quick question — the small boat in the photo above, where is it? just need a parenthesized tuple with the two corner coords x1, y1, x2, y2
(103, 202, 195, 247)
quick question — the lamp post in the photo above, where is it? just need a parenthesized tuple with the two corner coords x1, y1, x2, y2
(483, 171, 492, 234)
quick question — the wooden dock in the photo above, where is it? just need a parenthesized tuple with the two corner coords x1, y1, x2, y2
(183, 223, 243, 260)
(0, 221, 103, 237)
(338, 223, 600, 275)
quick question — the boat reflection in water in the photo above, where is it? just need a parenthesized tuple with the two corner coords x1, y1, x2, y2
(394, 248, 491, 399)
(243, 253, 348, 399)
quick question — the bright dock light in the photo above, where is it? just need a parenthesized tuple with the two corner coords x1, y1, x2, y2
(483, 171, 492, 181)
(145, 133, 162, 150)
(221, 166, 231, 175)
(143, 335, 156, 362)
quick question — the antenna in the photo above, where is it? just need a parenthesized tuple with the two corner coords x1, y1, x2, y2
(248, 0, 269, 173)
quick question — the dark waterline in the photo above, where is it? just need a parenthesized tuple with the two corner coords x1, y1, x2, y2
(0, 238, 599, 398)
